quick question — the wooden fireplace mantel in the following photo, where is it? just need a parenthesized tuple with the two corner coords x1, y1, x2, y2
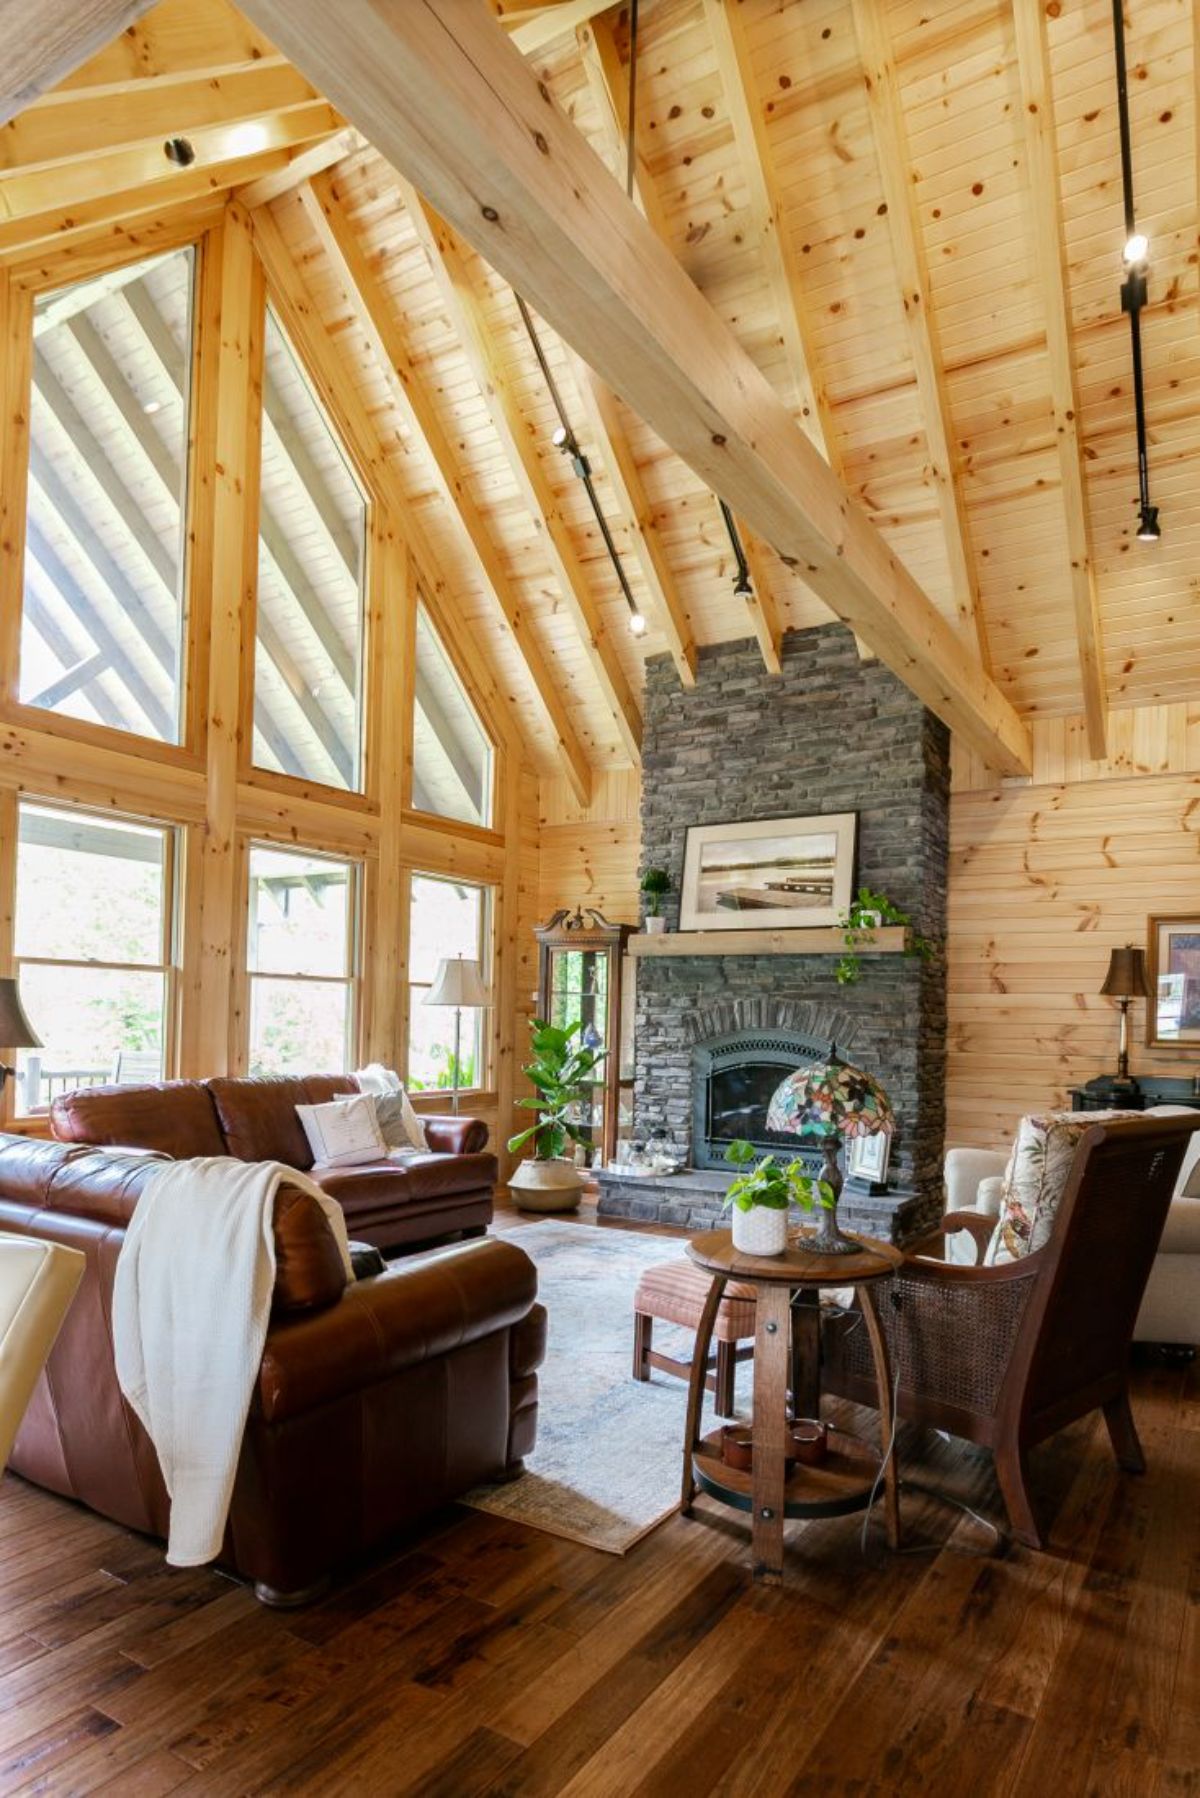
(626, 926, 909, 958)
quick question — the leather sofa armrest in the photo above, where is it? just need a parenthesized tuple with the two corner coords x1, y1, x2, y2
(423, 1115, 489, 1155)
(256, 1235, 537, 1423)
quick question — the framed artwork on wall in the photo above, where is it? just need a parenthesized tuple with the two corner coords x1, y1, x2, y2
(1147, 915, 1200, 1051)
(679, 813, 857, 932)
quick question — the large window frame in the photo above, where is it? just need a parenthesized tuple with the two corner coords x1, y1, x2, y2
(242, 838, 364, 1078)
(408, 599, 498, 834)
(11, 796, 180, 1117)
(1, 225, 211, 767)
(406, 871, 494, 1097)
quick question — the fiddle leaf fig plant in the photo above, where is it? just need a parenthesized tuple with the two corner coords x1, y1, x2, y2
(722, 1138, 833, 1214)
(835, 885, 937, 986)
(507, 1018, 606, 1161)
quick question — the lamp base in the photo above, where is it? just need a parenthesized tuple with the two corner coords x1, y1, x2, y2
(1079, 1073, 1143, 1109)
(794, 1137, 861, 1256)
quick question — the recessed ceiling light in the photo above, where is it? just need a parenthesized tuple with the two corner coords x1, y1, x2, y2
(142, 399, 162, 416)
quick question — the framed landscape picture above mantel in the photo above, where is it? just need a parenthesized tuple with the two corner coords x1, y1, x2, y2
(679, 813, 857, 932)
(1147, 914, 1200, 1051)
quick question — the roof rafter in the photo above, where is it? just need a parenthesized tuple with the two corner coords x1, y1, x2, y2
(1012, 0, 1108, 760)
(400, 184, 643, 765)
(850, 0, 991, 673)
(295, 171, 593, 803)
(237, 0, 1029, 775)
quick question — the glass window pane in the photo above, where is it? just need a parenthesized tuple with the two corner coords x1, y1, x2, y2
(407, 988, 482, 1094)
(15, 965, 165, 1111)
(14, 803, 166, 965)
(412, 605, 493, 828)
(248, 977, 350, 1076)
(253, 308, 367, 791)
(247, 845, 352, 979)
(408, 875, 483, 985)
(21, 247, 194, 743)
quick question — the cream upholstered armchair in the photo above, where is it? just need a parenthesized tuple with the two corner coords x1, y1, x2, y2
(943, 1106, 1200, 1346)
(1, 1232, 85, 1471)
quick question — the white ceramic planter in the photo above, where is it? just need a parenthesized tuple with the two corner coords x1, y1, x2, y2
(509, 1156, 584, 1213)
(730, 1203, 789, 1257)
(644, 915, 667, 935)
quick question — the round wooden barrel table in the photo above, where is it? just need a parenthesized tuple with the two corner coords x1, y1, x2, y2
(681, 1227, 903, 1585)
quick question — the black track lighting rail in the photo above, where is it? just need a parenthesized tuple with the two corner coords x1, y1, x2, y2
(1113, 0, 1160, 541)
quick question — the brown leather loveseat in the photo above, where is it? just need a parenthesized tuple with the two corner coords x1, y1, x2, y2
(0, 1133, 545, 1604)
(50, 1073, 495, 1253)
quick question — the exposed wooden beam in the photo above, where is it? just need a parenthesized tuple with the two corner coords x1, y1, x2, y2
(577, 5, 799, 678)
(566, 358, 697, 688)
(235, 128, 365, 210)
(236, 0, 1029, 775)
(0, 0, 154, 126)
(496, 0, 617, 58)
(850, 0, 991, 673)
(0, 103, 340, 227)
(295, 172, 593, 803)
(400, 186, 643, 765)
(574, 14, 671, 243)
(21, 586, 127, 729)
(1012, 0, 1108, 761)
(738, 530, 783, 678)
(0, 65, 321, 176)
(47, 3, 280, 96)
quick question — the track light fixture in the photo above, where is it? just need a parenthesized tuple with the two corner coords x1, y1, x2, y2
(516, 294, 646, 638)
(718, 500, 754, 605)
(1113, 0, 1160, 542)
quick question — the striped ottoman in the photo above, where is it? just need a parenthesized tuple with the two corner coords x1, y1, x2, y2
(633, 1258, 756, 1419)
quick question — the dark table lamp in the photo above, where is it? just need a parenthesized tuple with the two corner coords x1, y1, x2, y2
(0, 977, 40, 1098)
(1081, 945, 1150, 1107)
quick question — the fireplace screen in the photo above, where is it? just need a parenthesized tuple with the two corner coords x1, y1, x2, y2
(692, 1030, 831, 1171)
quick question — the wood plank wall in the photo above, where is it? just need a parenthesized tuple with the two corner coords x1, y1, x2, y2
(537, 704, 1200, 1157)
(0, 202, 540, 1173)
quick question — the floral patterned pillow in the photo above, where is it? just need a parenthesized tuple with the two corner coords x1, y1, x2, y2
(984, 1111, 1143, 1266)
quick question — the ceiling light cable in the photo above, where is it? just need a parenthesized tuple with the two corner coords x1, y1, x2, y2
(513, 291, 647, 634)
(1113, 0, 1160, 541)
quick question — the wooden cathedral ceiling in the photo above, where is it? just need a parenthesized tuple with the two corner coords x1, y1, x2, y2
(6, 0, 1199, 794)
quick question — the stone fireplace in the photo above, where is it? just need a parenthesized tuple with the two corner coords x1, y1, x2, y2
(597, 625, 950, 1246)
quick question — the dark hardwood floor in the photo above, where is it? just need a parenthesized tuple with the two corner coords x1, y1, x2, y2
(2, 1210, 1198, 1795)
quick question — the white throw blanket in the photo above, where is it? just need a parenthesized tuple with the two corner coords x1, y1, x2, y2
(113, 1157, 352, 1567)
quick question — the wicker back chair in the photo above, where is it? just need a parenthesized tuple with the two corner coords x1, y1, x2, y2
(822, 1114, 1200, 1547)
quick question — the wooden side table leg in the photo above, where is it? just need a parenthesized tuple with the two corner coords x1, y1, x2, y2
(750, 1283, 791, 1585)
(680, 1274, 726, 1514)
(858, 1283, 901, 1550)
(789, 1288, 821, 1420)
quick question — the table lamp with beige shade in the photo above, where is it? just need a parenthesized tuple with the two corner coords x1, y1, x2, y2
(422, 956, 490, 1114)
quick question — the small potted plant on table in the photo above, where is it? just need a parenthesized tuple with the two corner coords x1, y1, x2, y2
(507, 1019, 605, 1212)
(640, 867, 671, 935)
(723, 1139, 833, 1256)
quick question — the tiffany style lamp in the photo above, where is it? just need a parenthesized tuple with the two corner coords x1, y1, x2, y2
(766, 1057, 894, 1255)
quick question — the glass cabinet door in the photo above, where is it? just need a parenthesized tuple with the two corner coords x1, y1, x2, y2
(546, 946, 609, 1153)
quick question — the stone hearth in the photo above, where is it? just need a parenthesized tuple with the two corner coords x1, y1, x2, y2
(597, 626, 950, 1248)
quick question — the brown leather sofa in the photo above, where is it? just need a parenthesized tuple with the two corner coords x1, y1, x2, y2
(0, 1132, 545, 1604)
(50, 1073, 495, 1253)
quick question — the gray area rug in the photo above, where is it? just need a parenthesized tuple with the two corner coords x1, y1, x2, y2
(464, 1219, 744, 1555)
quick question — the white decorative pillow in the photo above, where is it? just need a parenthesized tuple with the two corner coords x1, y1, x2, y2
(296, 1094, 386, 1167)
(352, 1063, 403, 1097)
(374, 1089, 429, 1152)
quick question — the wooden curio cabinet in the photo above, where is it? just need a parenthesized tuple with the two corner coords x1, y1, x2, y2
(534, 908, 634, 1166)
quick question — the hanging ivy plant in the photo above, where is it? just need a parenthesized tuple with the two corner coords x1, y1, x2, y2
(835, 885, 937, 986)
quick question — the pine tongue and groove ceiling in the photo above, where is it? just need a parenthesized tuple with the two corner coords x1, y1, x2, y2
(4, 0, 1198, 789)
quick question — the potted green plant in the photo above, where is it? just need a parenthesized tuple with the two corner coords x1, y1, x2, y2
(835, 885, 937, 986)
(723, 1139, 833, 1256)
(507, 1018, 606, 1212)
(640, 867, 671, 935)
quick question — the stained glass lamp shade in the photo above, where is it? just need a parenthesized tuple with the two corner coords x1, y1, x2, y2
(767, 1057, 894, 1255)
